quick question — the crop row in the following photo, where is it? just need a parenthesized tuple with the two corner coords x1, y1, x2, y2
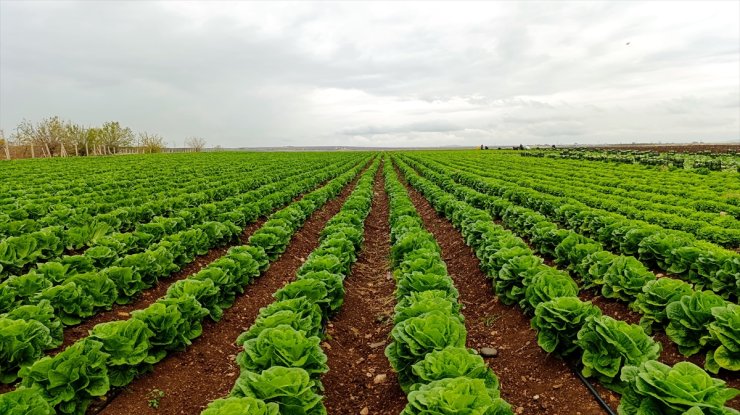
(200, 158, 379, 414)
(0, 156, 362, 277)
(0, 162, 260, 239)
(0, 158, 366, 387)
(457, 154, 740, 221)
(430, 153, 740, 246)
(0, 154, 275, 234)
(394, 155, 738, 414)
(406, 155, 740, 299)
(399, 155, 739, 375)
(510, 150, 736, 203)
(0, 156, 356, 316)
(0, 153, 344, 217)
(0, 159, 368, 414)
(384, 161, 512, 414)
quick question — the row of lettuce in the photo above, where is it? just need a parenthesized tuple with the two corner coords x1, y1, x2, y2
(0, 159, 369, 414)
(0, 154, 238, 224)
(0, 155, 361, 278)
(0, 158, 352, 314)
(0, 160, 263, 240)
(454, 155, 740, 235)
(0, 159, 364, 385)
(200, 159, 379, 414)
(436, 154, 740, 248)
(399, 155, 739, 375)
(407, 155, 740, 301)
(0, 153, 349, 229)
(394, 156, 738, 414)
(202, 159, 514, 415)
(383, 162, 513, 414)
(459, 151, 739, 226)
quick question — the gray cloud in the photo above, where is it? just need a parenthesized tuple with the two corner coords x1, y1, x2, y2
(1, 1, 738, 147)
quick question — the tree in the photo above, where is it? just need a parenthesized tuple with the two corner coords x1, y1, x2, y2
(139, 132, 166, 153)
(85, 127, 102, 155)
(64, 123, 91, 156)
(99, 121, 134, 154)
(0, 129, 10, 160)
(14, 117, 66, 157)
(185, 136, 206, 152)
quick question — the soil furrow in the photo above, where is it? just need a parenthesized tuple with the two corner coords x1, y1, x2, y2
(322, 162, 407, 415)
(398, 167, 609, 415)
(94, 168, 367, 415)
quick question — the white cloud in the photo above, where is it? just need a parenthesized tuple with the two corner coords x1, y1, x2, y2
(1, 1, 738, 147)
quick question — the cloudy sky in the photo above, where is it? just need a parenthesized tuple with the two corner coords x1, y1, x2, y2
(1, 1, 738, 147)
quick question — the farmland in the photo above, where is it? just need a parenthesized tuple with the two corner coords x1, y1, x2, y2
(0, 150, 738, 415)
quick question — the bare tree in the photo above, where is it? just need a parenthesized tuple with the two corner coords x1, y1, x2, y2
(14, 119, 39, 157)
(139, 132, 166, 153)
(37, 116, 66, 156)
(13, 117, 68, 157)
(185, 136, 207, 152)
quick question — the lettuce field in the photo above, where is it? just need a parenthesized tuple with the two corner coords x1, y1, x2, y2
(0, 151, 737, 415)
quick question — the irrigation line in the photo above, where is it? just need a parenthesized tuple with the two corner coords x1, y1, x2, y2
(567, 361, 617, 415)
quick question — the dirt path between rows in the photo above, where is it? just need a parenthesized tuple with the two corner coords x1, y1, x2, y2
(322, 163, 407, 415)
(396, 165, 609, 415)
(94, 168, 367, 415)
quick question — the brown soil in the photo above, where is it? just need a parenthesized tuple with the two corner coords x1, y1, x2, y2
(398, 166, 609, 415)
(94, 169, 366, 415)
(53, 220, 266, 352)
(578, 291, 641, 326)
(322, 163, 407, 415)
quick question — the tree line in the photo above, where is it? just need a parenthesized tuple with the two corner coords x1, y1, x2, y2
(0, 116, 206, 160)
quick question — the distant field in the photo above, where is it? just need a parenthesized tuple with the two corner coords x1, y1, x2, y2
(0, 151, 737, 414)
(594, 143, 740, 153)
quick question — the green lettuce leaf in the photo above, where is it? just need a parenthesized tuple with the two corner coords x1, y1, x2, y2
(131, 295, 209, 355)
(703, 303, 740, 374)
(576, 315, 661, 392)
(236, 298, 323, 346)
(620, 360, 739, 415)
(230, 367, 326, 415)
(89, 319, 157, 387)
(236, 325, 328, 377)
(201, 396, 279, 415)
(521, 268, 579, 314)
(666, 290, 727, 356)
(531, 296, 601, 357)
(19, 339, 110, 415)
(601, 255, 656, 302)
(386, 311, 467, 391)
(410, 347, 500, 394)
(632, 278, 694, 333)
(0, 387, 55, 415)
(401, 377, 512, 415)
(0, 318, 53, 383)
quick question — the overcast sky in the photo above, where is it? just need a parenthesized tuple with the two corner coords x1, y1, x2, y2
(1, 1, 738, 147)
